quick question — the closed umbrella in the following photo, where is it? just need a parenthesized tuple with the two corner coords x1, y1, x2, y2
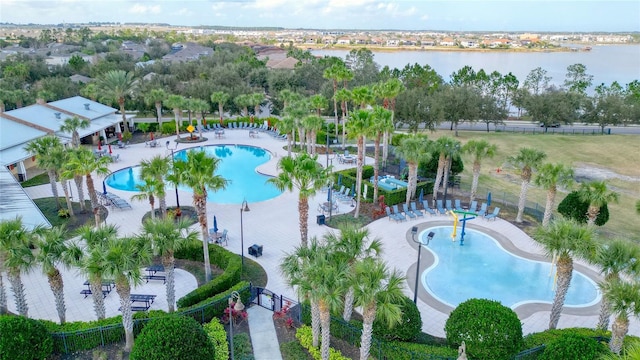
(337, 174, 342, 186)
(150, 132, 154, 140)
(213, 215, 218, 234)
(327, 187, 332, 202)
(102, 181, 107, 195)
(97, 141, 102, 151)
(117, 132, 122, 141)
(487, 191, 492, 206)
(418, 188, 424, 204)
(108, 144, 112, 154)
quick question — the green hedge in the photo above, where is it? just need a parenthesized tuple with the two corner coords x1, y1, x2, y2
(538, 333, 608, 360)
(0, 315, 53, 360)
(176, 242, 243, 308)
(296, 326, 350, 360)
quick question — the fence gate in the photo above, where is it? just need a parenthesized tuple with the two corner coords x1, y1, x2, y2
(250, 286, 300, 321)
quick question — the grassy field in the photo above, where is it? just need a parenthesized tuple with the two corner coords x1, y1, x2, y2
(422, 131, 640, 241)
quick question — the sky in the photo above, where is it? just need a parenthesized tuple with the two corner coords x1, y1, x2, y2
(1, 0, 639, 32)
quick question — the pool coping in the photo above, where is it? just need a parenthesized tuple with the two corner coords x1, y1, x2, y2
(405, 220, 602, 319)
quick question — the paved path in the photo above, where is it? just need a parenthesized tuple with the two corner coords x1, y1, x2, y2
(14, 128, 639, 340)
(247, 306, 283, 360)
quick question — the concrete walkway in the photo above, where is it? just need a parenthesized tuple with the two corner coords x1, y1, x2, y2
(247, 306, 283, 360)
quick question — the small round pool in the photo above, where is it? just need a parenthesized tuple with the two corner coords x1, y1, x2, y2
(105, 145, 282, 204)
(418, 226, 600, 308)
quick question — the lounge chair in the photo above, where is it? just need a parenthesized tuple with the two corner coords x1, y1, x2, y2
(110, 154, 120, 162)
(392, 205, 407, 222)
(334, 185, 346, 198)
(338, 189, 352, 202)
(410, 202, 425, 217)
(445, 199, 453, 212)
(484, 207, 500, 221)
(421, 200, 437, 216)
(402, 203, 417, 219)
(436, 200, 446, 215)
(469, 200, 478, 213)
(385, 207, 402, 222)
(454, 199, 463, 212)
(110, 197, 132, 210)
(478, 202, 488, 217)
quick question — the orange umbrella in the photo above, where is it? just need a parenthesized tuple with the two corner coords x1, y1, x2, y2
(108, 144, 112, 154)
(150, 132, 154, 140)
(97, 141, 101, 151)
(220, 116, 224, 126)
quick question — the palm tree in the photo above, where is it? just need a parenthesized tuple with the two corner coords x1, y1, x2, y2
(277, 115, 296, 157)
(600, 278, 640, 354)
(139, 217, 198, 312)
(278, 89, 302, 113)
(592, 239, 640, 331)
(51, 145, 75, 217)
(507, 147, 547, 223)
(139, 155, 171, 218)
(33, 226, 74, 324)
(351, 258, 404, 360)
(102, 235, 151, 352)
(172, 150, 228, 281)
(394, 134, 432, 206)
(189, 98, 210, 139)
(351, 85, 375, 109)
(325, 225, 382, 322)
(346, 109, 373, 218)
(375, 78, 404, 168)
(281, 238, 325, 348)
(368, 106, 394, 205)
(578, 181, 619, 226)
(250, 92, 264, 119)
(302, 115, 324, 155)
(234, 94, 253, 117)
(60, 116, 90, 148)
(96, 70, 137, 134)
(462, 139, 498, 203)
(334, 88, 352, 148)
(24, 135, 64, 209)
(268, 153, 330, 247)
(309, 94, 328, 117)
(63, 147, 111, 227)
(130, 177, 163, 220)
(144, 88, 167, 128)
(324, 63, 344, 137)
(431, 137, 458, 203)
(532, 218, 597, 329)
(70, 224, 119, 320)
(599, 342, 640, 359)
(534, 163, 574, 227)
(165, 94, 186, 139)
(0, 218, 34, 316)
(210, 91, 229, 124)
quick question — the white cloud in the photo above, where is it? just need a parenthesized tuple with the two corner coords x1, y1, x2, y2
(129, 4, 161, 15)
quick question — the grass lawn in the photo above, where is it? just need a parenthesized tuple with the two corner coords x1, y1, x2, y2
(33, 197, 95, 231)
(21, 173, 50, 187)
(424, 131, 640, 241)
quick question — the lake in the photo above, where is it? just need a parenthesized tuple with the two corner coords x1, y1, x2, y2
(312, 45, 640, 89)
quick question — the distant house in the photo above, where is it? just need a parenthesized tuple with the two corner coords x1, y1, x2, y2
(354, 37, 368, 45)
(386, 39, 400, 47)
(439, 37, 455, 46)
(69, 74, 93, 84)
(336, 37, 350, 45)
(162, 42, 213, 63)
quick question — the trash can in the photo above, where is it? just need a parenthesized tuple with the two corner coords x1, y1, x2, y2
(316, 214, 325, 225)
(17, 173, 25, 182)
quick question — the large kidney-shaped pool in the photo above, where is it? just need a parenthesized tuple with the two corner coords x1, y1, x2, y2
(419, 226, 600, 308)
(105, 145, 282, 204)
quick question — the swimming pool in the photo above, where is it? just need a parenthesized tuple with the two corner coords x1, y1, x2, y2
(418, 226, 600, 309)
(105, 145, 282, 204)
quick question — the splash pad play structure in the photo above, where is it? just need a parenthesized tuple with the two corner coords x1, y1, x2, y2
(448, 210, 477, 245)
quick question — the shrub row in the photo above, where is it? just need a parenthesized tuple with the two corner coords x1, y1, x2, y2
(296, 326, 350, 360)
(204, 318, 230, 360)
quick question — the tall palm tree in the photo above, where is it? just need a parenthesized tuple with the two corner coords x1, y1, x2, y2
(277, 115, 296, 157)
(334, 88, 352, 148)
(394, 134, 432, 206)
(139, 218, 198, 312)
(96, 70, 137, 134)
(592, 239, 640, 331)
(63, 147, 111, 227)
(431, 137, 458, 203)
(0, 218, 34, 316)
(351, 258, 404, 360)
(532, 219, 597, 329)
(24, 135, 63, 209)
(165, 94, 186, 139)
(351, 85, 375, 109)
(324, 63, 344, 137)
(130, 177, 163, 220)
(250, 92, 264, 119)
(268, 153, 330, 247)
(534, 163, 574, 227)
(302, 115, 324, 155)
(60, 116, 91, 211)
(278, 89, 302, 113)
(309, 94, 328, 117)
(600, 278, 640, 354)
(210, 91, 229, 124)
(368, 106, 394, 205)
(507, 147, 547, 223)
(286, 98, 310, 151)
(172, 150, 228, 281)
(144, 88, 167, 128)
(325, 225, 382, 322)
(346, 109, 373, 218)
(375, 78, 404, 168)
(139, 155, 171, 218)
(33, 226, 74, 324)
(51, 145, 75, 217)
(462, 139, 498, 203)
(281, 238, 324, 348)
(599, 342, 640, 360)
(578, 181, 619, 226)
(70, 224, 119, 320)
(189, 98, 209, 139)
(234, 94, 253, 117)
(103, 236, 151, 352)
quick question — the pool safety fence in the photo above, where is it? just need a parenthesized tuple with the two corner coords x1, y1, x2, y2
(51, 283, 251, 354)
(455, 182, 545, 222)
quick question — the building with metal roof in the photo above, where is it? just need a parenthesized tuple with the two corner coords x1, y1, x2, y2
(0, 166, 51, 230)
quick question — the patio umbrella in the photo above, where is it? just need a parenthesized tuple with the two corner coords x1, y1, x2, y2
(327, 187, 332, 202)
(203, 118, 207, 126)
(102, 181, 107, 195)
(150, 132, 154, 140)
(97, 141, 102, 151)
(108, 144, 112, 154)
(487, 191, 492, 206)
(213, 215, 218, 234)
(337, 174, 342, 186)
(418, 188, 424, 204)
(117, 132, 122, 140)
(350, 183, 355, 197)
(220, 116, 224, 126)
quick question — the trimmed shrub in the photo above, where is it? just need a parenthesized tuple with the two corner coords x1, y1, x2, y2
(0, 315, 53, 360)
(373, 296, 421, 342)
(539, 333, 608, 360)
(204, 318, 229, 360)
(161, 122, 175, 135)
(557, 191, 609, 226)
(233, 333, 254, 360)
(130, 315, 215, 360)
(281, 340, 313, 360)
(296, 325, 350, 360)
(445, 298, 523, 360)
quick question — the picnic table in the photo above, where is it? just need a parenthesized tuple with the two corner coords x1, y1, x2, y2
(121, 294, 156, 312)
(80, 280, 114, 298)
(249, 130, 259, 138)
(144, 265, 166, 283)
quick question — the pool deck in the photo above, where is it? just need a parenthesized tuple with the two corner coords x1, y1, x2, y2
(18, 128, 640, 337)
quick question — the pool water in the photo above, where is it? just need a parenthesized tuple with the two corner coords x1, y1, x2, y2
(105, 145, 282, 204)
(419, 226, 600, 308)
